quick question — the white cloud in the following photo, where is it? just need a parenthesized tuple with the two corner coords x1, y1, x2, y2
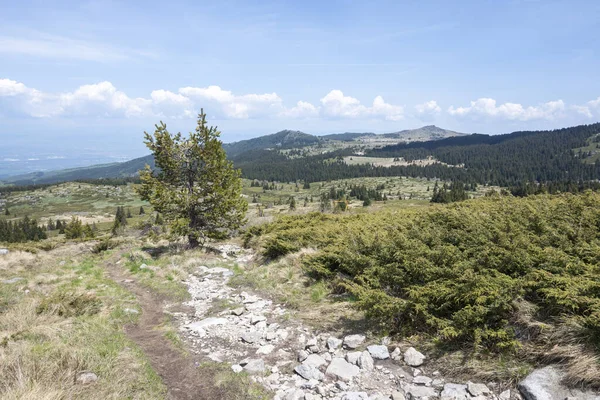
(279, 101, 320, 118)
(448, 98, 565, 121)
(573, 97, 600, 118)
(320, 90, 404, 120)
(0, 34, 155, 62)
(415, 100, 441, 120)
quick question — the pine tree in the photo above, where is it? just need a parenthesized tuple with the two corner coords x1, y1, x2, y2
(4, 208, 9, 216)
(126, 208, 132, 218)
(139, 206, 145, 215)
(289, 197, 296, 211)
(137, 110, 247, 248)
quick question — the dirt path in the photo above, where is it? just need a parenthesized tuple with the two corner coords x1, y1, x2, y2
(103, 252, 206, 400)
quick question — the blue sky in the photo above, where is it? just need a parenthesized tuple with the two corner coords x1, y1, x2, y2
(1, 0, 600, 162)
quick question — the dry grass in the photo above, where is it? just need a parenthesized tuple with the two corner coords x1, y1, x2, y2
(0, 245, 166, 399)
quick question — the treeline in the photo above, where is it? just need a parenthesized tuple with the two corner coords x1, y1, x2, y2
(231, 123, 600, 191)
(0, 216, 47, 242)
(0, 177, 139, 194)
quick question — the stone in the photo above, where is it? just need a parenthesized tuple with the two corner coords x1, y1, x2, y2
(390, 347, 402, 360)
(467, 382, 491, 396)
(298, 349, 310, 362)
(342, 392, 369, 400)
(517, 365, 600, 400)
(327, 336, 343, 351)
(186, 317, 227, 332)
(413, 375, 432, 386)
(294, 364, 324, 381)
(251, 314, 267, 324)
(322, 352, 332, 362)
(325, 357, 361, 381)
(241, 331, 262, 344)
(336, 381, 349, 391)
(303, 354, 327, 368)
(2, 277, 24, 284)
(499, 390, 511, 400)
(343, 334, 366, 349)
(123, 308, 139, 315)
(366, 345, 390, 360)
(404, 384, 437, 398)
(75, 371, 98, 385)
(231, 307, 245, 316)
(440, 383, 469, 400)
(256, 344, 275, 355)
(0, 249, 9, 255)
(231, 364, 243, 373)
(391, 391, 406, 400)
(403, 347, 425, 367)
(284, 389, 305, 400)
(265, 331, 277, 341)
(346, 351, 361, 365)
(243, 359, 265, 374)
(357, 351, 374, 371)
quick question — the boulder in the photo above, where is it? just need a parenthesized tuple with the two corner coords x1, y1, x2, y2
(467, 382, 491, 396)
(440, 383, 469, 400)
(341, 392, 369, 400)
(518, 365, 600, 400)
(303, 354, 327, 368)
(413, 375, 432, 386)
(404, 384, 437, 398)
(390, 347, 402, 360)
(346, 351, 361, 365)
(327, 336, 343, 351)
(0, 249, 9, 255)
(343, 334, 366, 349)
(403, 347, 425, 367)
(76, 371, 98, 385)
(241, 331, 262, 344)
(357, 351, 374, 371)
(231, 307, 245, 316)
(294, 364, 324, 381)
(326, 357, 361, 381)
(256, 344, 274, 355)
(367, 344, 390, 360)
(243, 359, 265, 374)
(391, 391, 406, 400)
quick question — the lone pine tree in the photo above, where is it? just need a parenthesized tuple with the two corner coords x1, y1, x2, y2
(137, 110, 247, 248)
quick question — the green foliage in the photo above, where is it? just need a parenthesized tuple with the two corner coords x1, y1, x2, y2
(246, 193, 600, 352)
(64, 217, 84, 239)
(137, 110, 247, 248)
(0, 215, 47, 243)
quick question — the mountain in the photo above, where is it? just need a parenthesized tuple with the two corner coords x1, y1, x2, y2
(223, 130, 321, 158)
(382, 125, 466, 141)
(319, 132, 376, 141)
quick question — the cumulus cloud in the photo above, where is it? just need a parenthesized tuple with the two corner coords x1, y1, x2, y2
(279, 101, 320, 118)
(448, 98, 566, 121)
(320, 90, 404, 120)
(415, 100, 441, 120)
(573, 97, 600, 118)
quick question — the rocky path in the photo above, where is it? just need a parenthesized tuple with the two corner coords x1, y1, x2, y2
(171, 246, 519, 400)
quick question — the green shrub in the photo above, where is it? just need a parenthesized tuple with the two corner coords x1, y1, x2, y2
(249, 192, 600, 351)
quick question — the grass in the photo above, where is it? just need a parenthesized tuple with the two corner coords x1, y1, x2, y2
(0, 245, 166, 399)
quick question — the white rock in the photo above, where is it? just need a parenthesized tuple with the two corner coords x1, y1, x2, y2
(326, 357, 361, 381)
(231, 364, 243, 373)
(343, 334, 366, 349)
(342, 392, 369, 400)
(440, 383, 469, 400)
(413, 375, 432, 386)
(75, 371, 98, 385)
(303, 354, 327, 368)
(186, 317, 227, 332)
(251, 314, 267, 324)
(357, 351, 374, 371)
(346, 351, 361, 365)
(390, 347, 402, 360)
(327, 337, 343, 351)
(366, 345, 390, 360)
(467, 382, 491, 396)
(499, 390, 511, 400)
(391, 391, 406, 400)
(298, 350, 310, 362)
(403, 347, 425, 367)
(294, 364, 324, 381)
(241, 331, 262, 344)
(243, 359, 265, 374)
(404, 384, 437, 398)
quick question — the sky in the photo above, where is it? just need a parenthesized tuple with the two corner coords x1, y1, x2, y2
(1, 0, 600, 169)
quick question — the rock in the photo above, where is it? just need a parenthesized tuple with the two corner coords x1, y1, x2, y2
(517, 365, 600, 400)
(75, 371, 98, 385)
(327, 336, 343, 351)
(403, 347, 425, 367)
(251, 314, 267, 324)
(467, 382, 491, 396)
(243, 359, 265, 374)
(390, 347, 402, 360)
(265, 331, 277, 341)
(139, 263, 148, 269)
(231, 307, 245, 316)
(357, 351, 374, 371)
(284, 389, 305, 400)
(256, 344, 275, 355)
(404, 384, 437, 398)
(499, 390, 511, 400)
(440, 383, 469, 400)
(186, 317, 227, 332)
(346, 351, 361, 365)
(231, 364, 243, 373)
(0, 249, 9, 255)
(305, 393, 318, 400)
(322, 352, 332, 362)
(326, 357, 361, 381)
(241, 331, 262, 344)
(336, 381, 349, 391)
(413, 375, 432, 386)
(342, 392, 369, 400)
(391, 391, 406, 400)
(298, 349, 310, 362)
(303, 354, 327, 368)
(343, 334, 366, 349)
(2, 277, 24, 284)
(123, 308, 139, 315)
(294, 364, 324, 381)
(366, 345, 390, 360)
